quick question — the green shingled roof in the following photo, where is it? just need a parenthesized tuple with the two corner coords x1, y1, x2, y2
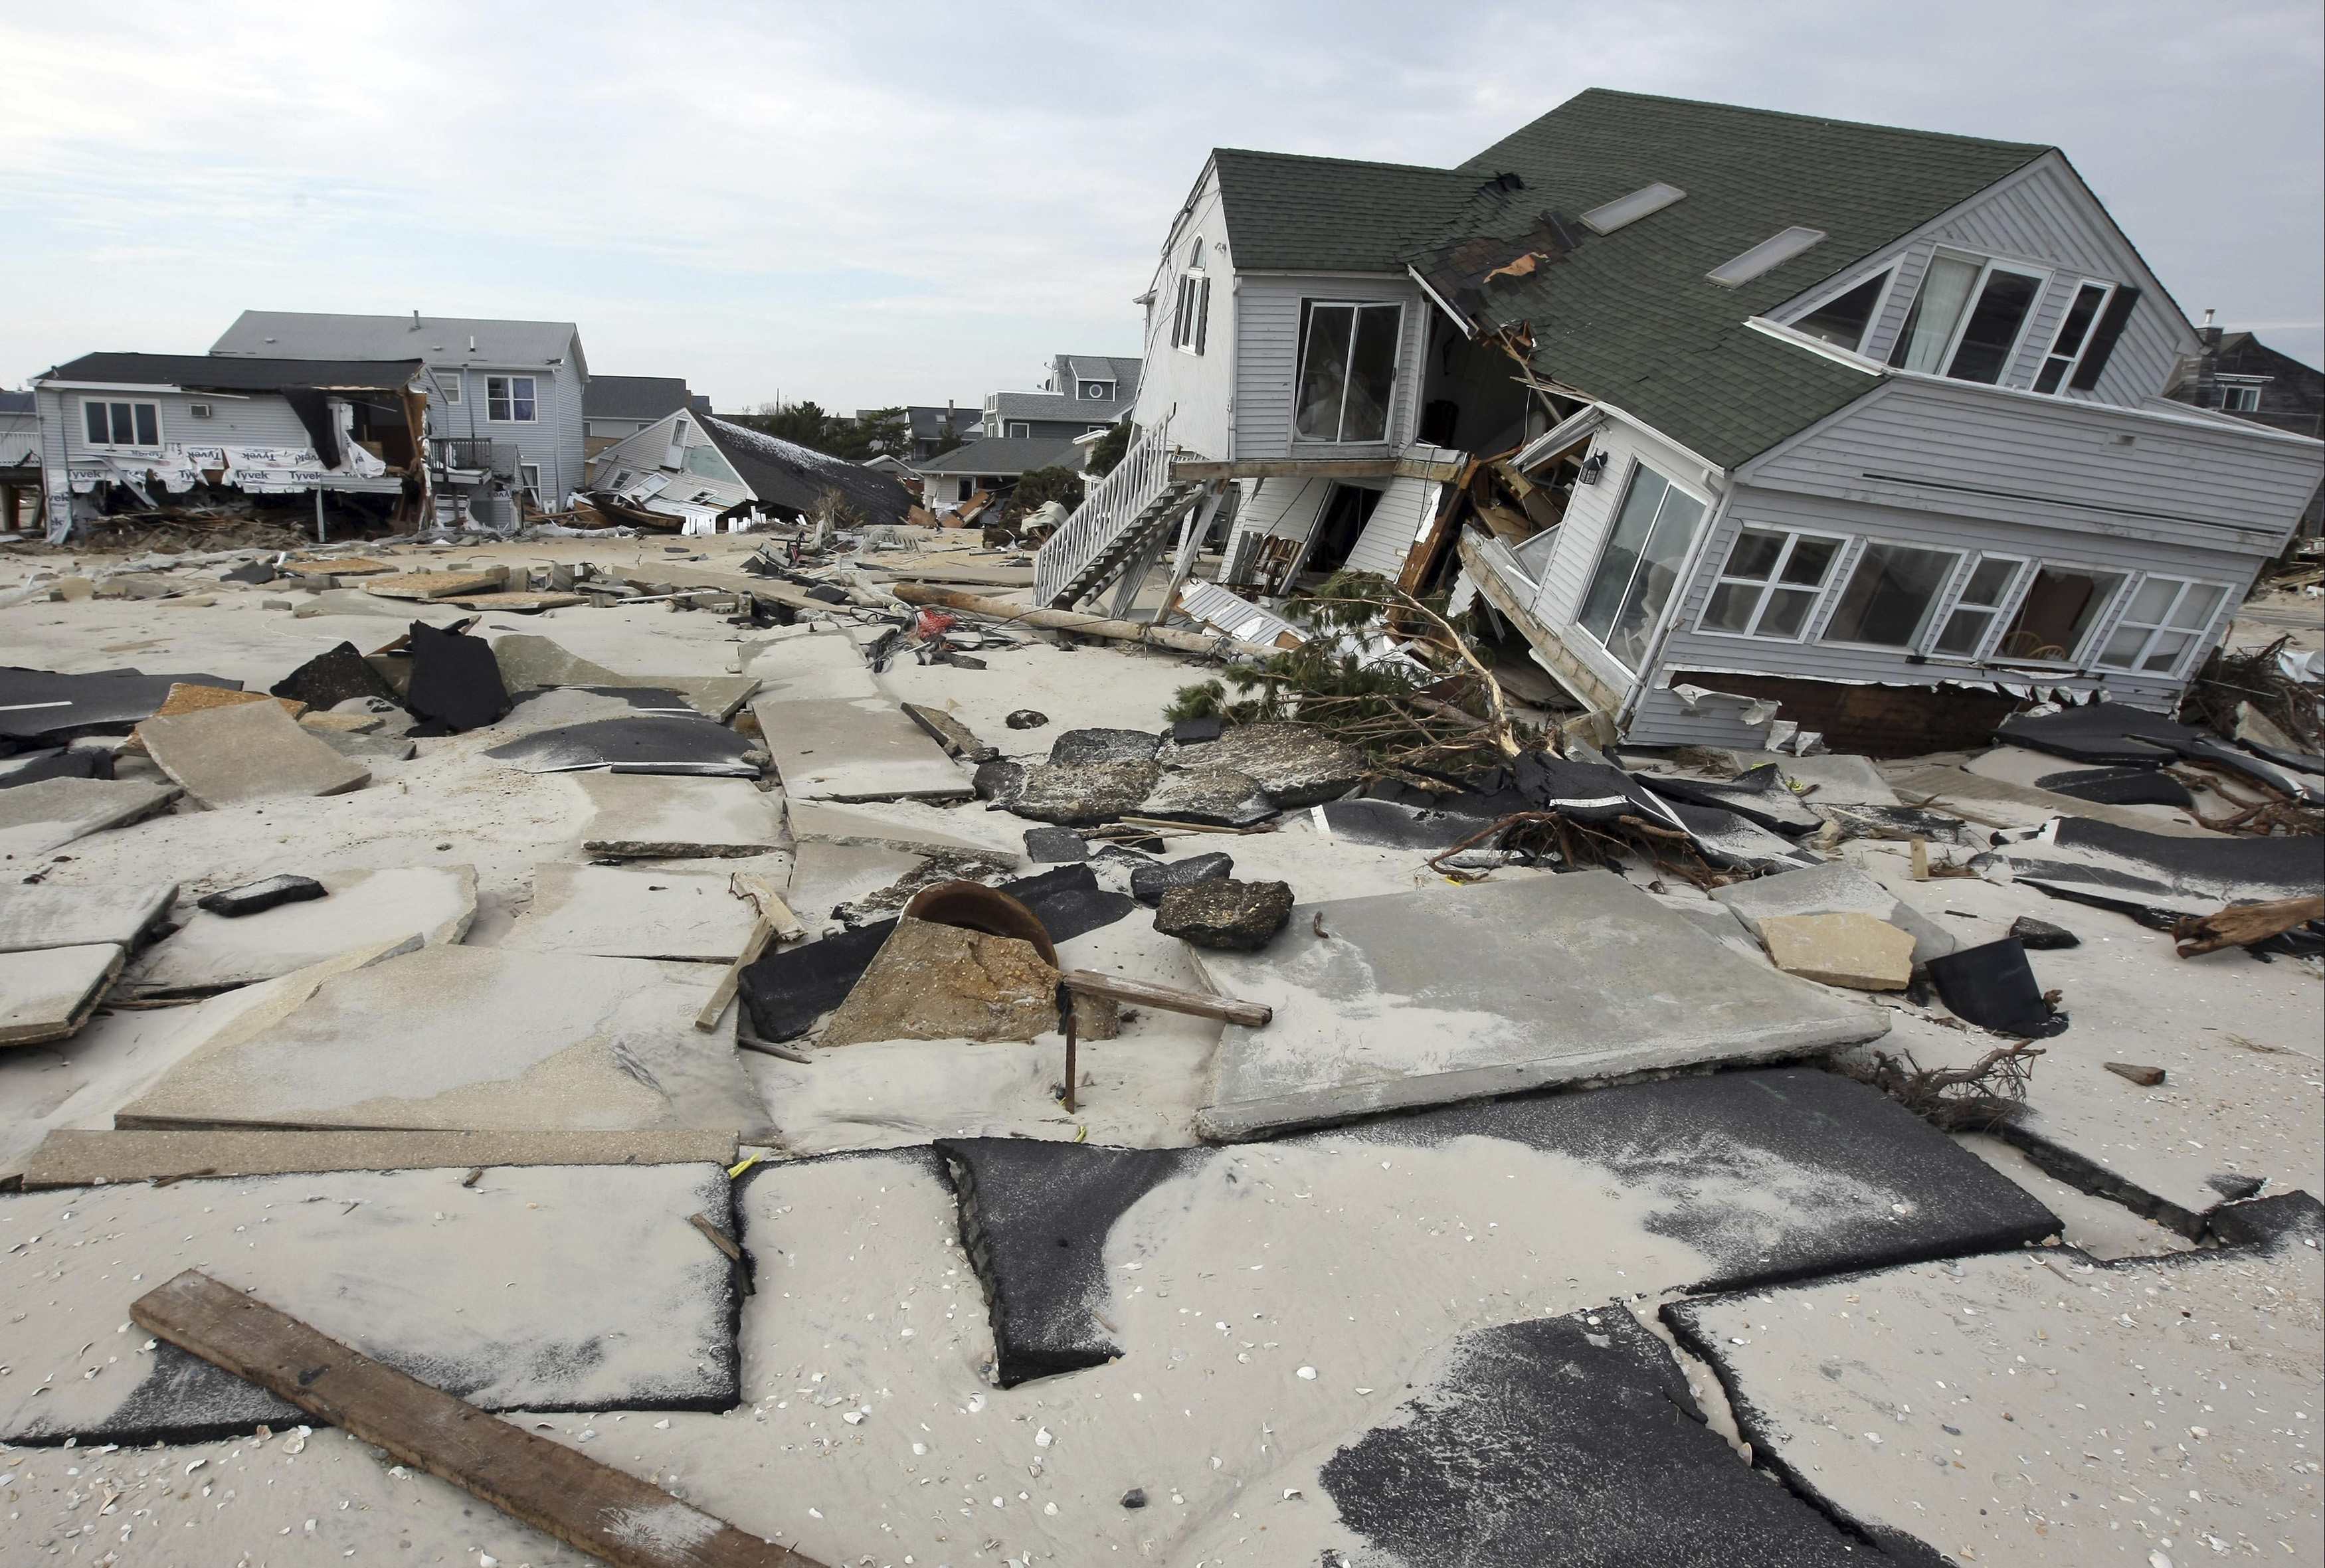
(1207, 90, 2051, 470)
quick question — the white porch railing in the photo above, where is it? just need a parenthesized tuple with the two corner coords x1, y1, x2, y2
(1033, 412, 1178, 608)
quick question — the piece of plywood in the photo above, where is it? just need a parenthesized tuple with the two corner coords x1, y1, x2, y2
(0, 881, 176, 954)
(132, 1270, 813, 1567)
(0, 942, 122, 1046)
(18, 1126, 737, 1189)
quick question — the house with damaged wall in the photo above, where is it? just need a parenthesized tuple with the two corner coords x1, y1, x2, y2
(585, 406, 913, 531)
(1036, 89, 2325, 752)
(28, 353, 427, 541)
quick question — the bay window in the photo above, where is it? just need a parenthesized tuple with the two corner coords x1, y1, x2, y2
(1577, 462, 1708, 670)
(1822, 541, 1962, 648)
(1294, 301, 1401, 444)
(1887, 253, 2045, 384)
(2096, 576, 2227, 675)
(1698, 527, 1843, 639)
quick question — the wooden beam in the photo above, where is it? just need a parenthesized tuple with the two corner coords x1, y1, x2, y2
(1171, 456, 1465, 483)
(1058, 968, 1272, 1027)
(132, 1270, 826, 1568)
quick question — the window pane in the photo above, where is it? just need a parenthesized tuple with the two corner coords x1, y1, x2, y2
(1578, 467, 1671, 644)
(1889, 254, 1981, 373)
(134, 404, 158, 445)
(1825, 543, 1959, 646)
(1608, 487, 1707, 668)
(2049, 283, 2108, 361)
(2140, 632, 2193, 671)
(2033, 359, 2069, 394)
(1780, 536, 1839, 586)
(1759, 588, 1819, 638)
(1946, 269, 2041, 384)
(513, 379, 537, 420)
(1341, 306, 1399, 442)
(110, 403, 134, 442)
(1960, 557, 2017, 607)
(1997, 567, 2124, 661)
(1295, 305, 1353, 440)
(84, 403, 108, 443)
(2100, 627, 2150, 666)
(1724, 528, 1785, 580)
(1703, 581, 1757, 633)
(1933, 606, 1993, 655)
(2126, 577, 2178, 625)
(2170, 583, 2225, 630)
(1793, 272, 1889, 351)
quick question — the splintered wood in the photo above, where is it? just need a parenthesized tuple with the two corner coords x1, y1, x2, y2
(131, 1270, 825, 1567)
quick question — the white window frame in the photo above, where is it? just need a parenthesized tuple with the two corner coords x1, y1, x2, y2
(1293, 299, 1405, 445)
(518, 460, 543, 501)
(486, 375, 539, 424)
(1079, 381, 1113, 400)
(1576, 457, 1714, 673)
(2217, 380, 2264, 413)
(1984, 559, 2133, 667)
(2093, 574, 2231, 677)
(1693, 525, 1849, 641)
(1921, 552, 2029, 659)
(1782, 267, 1899, 357)
(1007, 421, 1031, 439)
(80, 397, 163, 450)
(1814, 537, 1967, 652)
(1172, 234, 1208, 355)
(2031, 280, 2116, 395)
(1890, 249, 2053, 385)
(438, 375, 462, 406)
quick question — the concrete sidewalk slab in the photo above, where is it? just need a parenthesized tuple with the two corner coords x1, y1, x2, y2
(0, 881, 175, 953)
(576, 772, 785, 859)
(0, 1162, 741, 1444)
(17, 1126, 739, 1187)
(748, 632, 970, 803)
(122, 864, 477, 996)
(504, 862, 759, 962)
(1194, 869, 1889, 1140)
(137, 699, 371, 808)
(0, 942, 123, 1045)
(0, 777, 181, 859)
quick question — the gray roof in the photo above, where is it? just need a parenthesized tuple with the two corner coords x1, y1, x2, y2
(1059, 354, 1141, 387)
(907, 404, 982, 441)
(211, 311, 587, 375)
(915, 436, 1081, 476)
(585, 375, 694, 422)
(41, 353, 424, 391)
(987, 390, 1127, 428)
(1210, 149, 1483, 272)
(0, 390, 35, 415)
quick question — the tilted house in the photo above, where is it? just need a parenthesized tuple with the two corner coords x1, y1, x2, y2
(1036, 90, 2325, 750)
(586, 408, 912, 532)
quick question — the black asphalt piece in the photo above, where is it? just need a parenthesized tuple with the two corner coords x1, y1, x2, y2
(270, 642, 405, 712)
(0, 748, 111, 788)
(1154, 877, 1293, 950)
(806, 584, 849, 604)
(1022, 826, 1088, 863)
(2002, 815, 2325, 916)
(0, 667, 242, 744)
(935, 1138, 1200, 1386)
(197, 874, 327, 918)
(1004, 710, 1049, 731)
(2237, 735, 2325, 778)
(1321, 1308, 1920, 1568)
(1663, 798, 1823, 873)
(1048, 727, 1161, 766)
(1313, 797, 1483, 851)
(403, 622, 510, 733)
(2006, 915, 2080, 950)
(484, 716, 757, 776)
(2205, 1189, 2325, 1251)
(1996, 702, 2199, 764)
(1812, 802, 1972, 845)
(1925, 938, 2068, 1038)
(2158, 734, 2325, 806)
(737, 863, 1135, 1041)
(1169, 716, 1224, 746)
(219, 561, 275, 585)
(1129, 850, 1234, 906)
(973, 758, 1025, 804)
(2031, 764, 2195, 809)
(1650, 762, 1825, 835)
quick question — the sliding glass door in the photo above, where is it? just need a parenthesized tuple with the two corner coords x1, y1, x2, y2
(1577, 462, 1709, 671)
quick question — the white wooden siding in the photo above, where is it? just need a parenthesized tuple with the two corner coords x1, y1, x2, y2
(44, 385, 314, 459)
(1343, 476, 1438, 577)
(1232, 275, 1428, 460)
(1219, 474, 1334, 568)
(1131, 168, 1236, 460)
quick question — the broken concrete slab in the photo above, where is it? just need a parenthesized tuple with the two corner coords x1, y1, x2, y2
(361, 568, 504, 600)
(901, 701, 999, 762)
(1194, 870, 1887, 1140)
(1048, 728, 1161, 766)
(0, 943, 123, 1046)
(1135, 764, 1274, 828)
(1320, 1308, 1893, 1567)
(784, 798, 1010, 857)
(748, 633, 971, 803)
(124, 864, 476, 996)
(143, 681, 307, 727)
(0, 667, 240, 744)
(485, 715, 758, 777)
(576, 772, 785, 859)
(1665, 1223, 2325, 1568)
(1711, 859, 1957, 965)
(1157, 720, 1364, 807)
(0, 881, 175, 953)
(820, 916, 1108, 1047)
(118, 943, 774, 1138)
(270, 641, 411, 711)
(405, 622, 510, 733)
(1008, 758, 1160, 826)
(1129, 851, 1233, 906)
(504, 863, 760, 962)
(1022, 825, 1088, 863)
(0, 746, 112, 788)
(0, 777, 182, 860)
(17, 1126, 738, 1188)
(1758, 911, 1914, 991)
(492, 638, 763, 723)
(136, 699, 371, 808)
(1155, 876, 1291, 950)
(0, 1162, 741, 1444)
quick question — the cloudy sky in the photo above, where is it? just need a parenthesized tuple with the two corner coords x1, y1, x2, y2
(3, 1, 2318, 412)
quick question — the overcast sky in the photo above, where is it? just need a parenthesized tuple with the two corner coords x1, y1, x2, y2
(3, 1, 2318, 412)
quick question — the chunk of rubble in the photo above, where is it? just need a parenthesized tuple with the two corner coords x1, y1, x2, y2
(1135, 764, 1273, 828)
(1158, 721, 1363, 808)
(1022, 826, 1088, 863)
(0, 943, 123, 1046)
(1710, 859, 1956, 965)
(1757, 911, 1914, 992)
(1924, 936, 2067, 1037)
(270, 640, 407, 711)
(0, 776, 181, 859)
(1009, 758, 1161, 826)
(577, 773, 785, 859)
(0, 668, 241, 745)
(0, 748, 112, 789)
(405, 621, 510, 733)
(124, 865, 476, 996)
(1130, 850, 1234, 906)
(195, 871, 326, 918)
(1154, 877, 1292, 951)
(0, 881, 176, 952)
(2005, 913, 2079, 950)
(820, 916, 1115, 1047)
(1047, 727, 1162, 766)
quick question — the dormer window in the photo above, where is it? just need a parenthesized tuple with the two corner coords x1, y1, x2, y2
(1790, 270, 1893, 354)
(1887, 253, 2045, 385)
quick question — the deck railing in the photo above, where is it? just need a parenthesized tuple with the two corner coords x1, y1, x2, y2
(1033, 411, 1176, 607)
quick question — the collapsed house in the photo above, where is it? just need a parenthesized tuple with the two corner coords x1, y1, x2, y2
(0, 389, 37, 533)
(27, 353, 429, 540)
(1038, 90, 2325, 752)
(585, 406, 913, 531)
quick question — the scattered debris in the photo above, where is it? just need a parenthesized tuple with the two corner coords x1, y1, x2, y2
(2005, 914, 2081, 950)
(1154, 877, 1293, 952)
(197, 874, 327, 918)
(2172, 893, 2325, 957)
(1756, 912, 1915, 992)
(135, 700, 371, 808)
(1925, 938, 2069, 1038)
(2106, 1061, 2168, 1087)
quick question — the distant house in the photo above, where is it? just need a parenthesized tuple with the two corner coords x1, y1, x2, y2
(213, 311, 589, 527)
(586, 408, 912, 531)
(28, 353, 426, 540)
(983, 355, 1141, 441)
(915, 436, 1081, 511)
(584, 375, 705, 455)
(906, 404, 981, 461)
(2164, 327, 2324, 537)
(1, 391, 37, 533)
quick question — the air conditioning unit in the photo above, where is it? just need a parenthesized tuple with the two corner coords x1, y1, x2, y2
(189, 402, 215, 418)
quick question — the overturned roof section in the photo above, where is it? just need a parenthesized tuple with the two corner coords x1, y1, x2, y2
(212, 311, 587, 377)
(1210, 149, 1481, 272)
(584, 375, 694, 422)
(916, 436, 1080, 477)
(698, 415, 913, 527)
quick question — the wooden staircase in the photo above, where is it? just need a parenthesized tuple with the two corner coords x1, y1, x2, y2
(1033, 414, 1200, 610)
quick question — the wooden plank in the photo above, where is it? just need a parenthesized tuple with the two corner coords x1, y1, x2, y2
(1171, 456, 1465, 483)
(132, 1270, 825, 1568)
(1059, 967, 1272, 1027)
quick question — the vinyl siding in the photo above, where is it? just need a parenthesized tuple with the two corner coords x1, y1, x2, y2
(1220, 474, 1334, 567)
(1133, 170, 1236, 460)
(586, 411, 755, 515)
(45, 385, 314, 458)
(418, 357, 587, 501)
(1343, 476, 1439, 577)
(1231, 275, 1428, 460)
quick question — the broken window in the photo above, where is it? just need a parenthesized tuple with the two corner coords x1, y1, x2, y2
(1790, 272, 1891, 353)
(2032, 282, 2113, 394)
(1296, 483, 1386, 579)
(1993, 564, 2128, 662)
(1823, 541, 1962, 648)
(1295, 302, 1401, 444)
(1577, 462, 1708, 670)
(487, 375, 538, 422)
(81, 399, 160, 448)
(1698, 527, 1843, 639)
(2095, 576, 2227, 675)
(1887, 254, 2045, 383)
(1929, 554, 2025, 656)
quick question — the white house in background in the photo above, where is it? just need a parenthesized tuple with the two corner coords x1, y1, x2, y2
(212, 311, 589, 527)
(1034, 90, 2324, 752)
(586, 408, 913, 532)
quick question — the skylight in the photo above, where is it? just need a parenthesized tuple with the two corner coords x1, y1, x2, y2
(1579, 182, 1685, 235)
(1707, 226, 1827, 287)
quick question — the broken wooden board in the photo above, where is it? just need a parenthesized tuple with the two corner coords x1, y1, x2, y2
(121, 864, 477, 996)
(0, 777, 181, 859)
(17, 1126, 738, 1189)
(0, 942, 123, 1046)
(0, 1162, 743, 1445)
(363, 570, 505, 600)
(131, 1270, 814, 1566)
(0, 880, 176, 954)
